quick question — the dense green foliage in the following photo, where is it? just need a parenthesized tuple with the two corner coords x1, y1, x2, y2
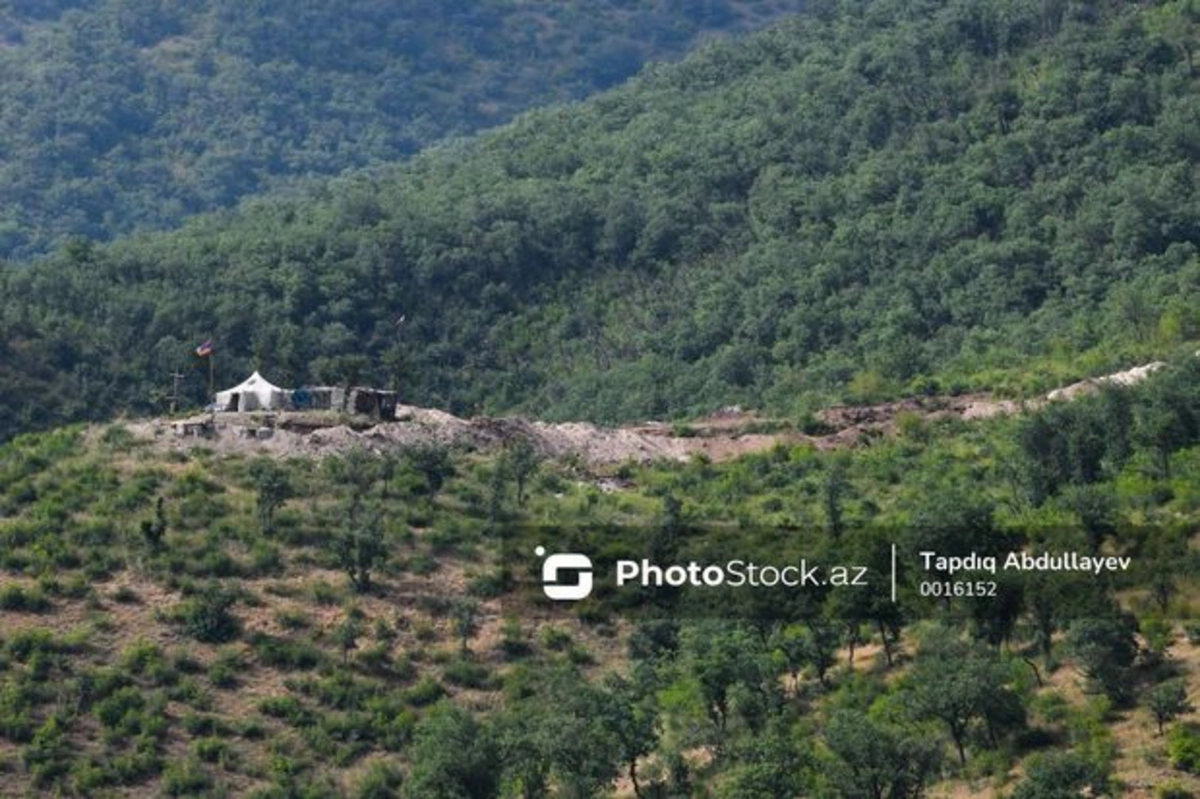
(2, 0, 1199, 441)
(0, 0, 804, 258)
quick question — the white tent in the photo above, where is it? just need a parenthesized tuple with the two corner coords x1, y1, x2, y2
(214, 371, 291, 412)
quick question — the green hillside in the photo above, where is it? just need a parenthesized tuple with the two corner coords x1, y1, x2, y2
(0, 0, 805, 258)
(2, 0, 1200, 442)
(0, 358, 1197, 796)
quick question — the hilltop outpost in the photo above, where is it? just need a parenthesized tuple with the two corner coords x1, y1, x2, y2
(210, 371, 398, 419)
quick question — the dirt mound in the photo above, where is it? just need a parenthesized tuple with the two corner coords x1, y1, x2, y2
(817, 394, 1019, 435)
(128, 390, 1029, 469)
(1046, 361, 1167, 402)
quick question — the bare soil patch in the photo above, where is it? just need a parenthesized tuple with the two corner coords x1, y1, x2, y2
(125, 392, 1024, 470)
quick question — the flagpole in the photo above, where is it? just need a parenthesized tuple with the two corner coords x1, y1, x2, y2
(195, 338, 216, 413)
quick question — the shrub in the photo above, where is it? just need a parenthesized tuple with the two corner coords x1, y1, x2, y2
(249, 542, 285, 577)
(161, 757, 213, 796)
(275, 609, 313, 630)
(1011, 751, 1101, 799)
(109, 469, 162, 512)
(100, 743, 163, 785)
(100, 425, 136, 449)
(0, 584, 51, 613)
(1169, 724, 1200, 773)
(173, 652, 205, 675)
(413, 620, 437, 642)
(368, 703, 417, 751)
(182, 713, 229, 737)
(1158, 780, 1195, 799)
(121, 641, 177, 686)
(1142, 616, 1175, 663)
(207, 649, 245, 689)
(308, 580, 342, 606)
(6, 629, 72, 662)
(441, 660, 497, 690)
(168, 677, 212, 708)
(192, 736, 235, 766)
(401, 677, 445, 708)
(0, 682, 35, 743)
(466, 568, 510, 599)
(178, 585, 240, 643)
(171, 469, 224, 499)
(355, 643, 393, 675)
(95, 687, 147, 731)
(499, 618, 531, 659)
(258, 695, 315, 727)
(23, 716, 72, 789)
(302, 672, 376, 711)
(567, 645, 596, 666)
(540, 626, 572, 652)
(238, 719, 267, 740)
(318, 712, 375, 763)
(355, 760, 404, 799)
(85, 667, 133, 705)
(408, 553, 439, 576)
(55, 575, 92, 600)
(249, 633, 324, 671)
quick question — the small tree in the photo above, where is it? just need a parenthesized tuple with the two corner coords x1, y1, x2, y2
(335, 617, 362, 665)
(1147, 679, 1192, 735)
(140, 497, 167, 550)
(402, 704, 500, 799)
(326, 448, 381, 515)
(1061, 485, 1117, 554)
(1011, 751, 1103, 799)
(487, 462, 507, 527)
(1065, 613, 1139, 704)
(496, 667, 633, 799)
(802, 618, 840, 687)
(336, 508, 385, 593)
(682, 623, 772, 742)
(826, 709, 942, 799)
(452, 600, 480, 655)
(907, 627, 1025, 765)
(500, 439, 541, 506)
(822, 453, 849, 538)
(717, 718, 813, 799)
(648, 492, 684, 565)
(603, 674, 659, 799)
(251, 459, 293, 535)
(408, 444, 455, 499)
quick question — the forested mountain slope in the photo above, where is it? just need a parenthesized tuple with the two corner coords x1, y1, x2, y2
(0, 0, 804, 258)
(2, 0, 1199, 440)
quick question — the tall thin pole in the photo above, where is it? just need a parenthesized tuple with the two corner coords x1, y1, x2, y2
(168, 371, 185, 414)
(209, 353, 215, 400)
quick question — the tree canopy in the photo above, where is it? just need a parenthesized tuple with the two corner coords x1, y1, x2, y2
(0, 0, 804, 259)
(1, 0, 1198, 441)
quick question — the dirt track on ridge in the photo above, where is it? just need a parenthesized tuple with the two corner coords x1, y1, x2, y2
(124, 356, 1190, 467)
(125, 393, 1022, 468)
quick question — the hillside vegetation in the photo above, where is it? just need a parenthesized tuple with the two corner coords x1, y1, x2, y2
(0, 0, 804, 258)
(2, 0, 1199, 442)
(0, 358, 1197, 796)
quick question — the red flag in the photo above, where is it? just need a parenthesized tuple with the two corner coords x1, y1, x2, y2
(195, 339, 214, 357)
